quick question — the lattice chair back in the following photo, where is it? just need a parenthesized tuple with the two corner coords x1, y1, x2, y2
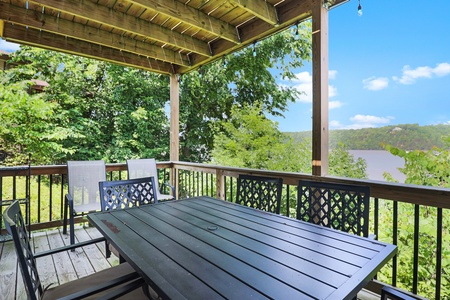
(236, 174, 283, 214)
(126, 158, 174, 201)
(4, 201, 42, 300)
(99, 177, 158, 211)
(297, 180, 370, 237)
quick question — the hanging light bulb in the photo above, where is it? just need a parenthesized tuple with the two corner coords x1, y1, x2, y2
(295, 22, 299, 37)
(252, 42, 257, 57)
(357, 0, 363, 16)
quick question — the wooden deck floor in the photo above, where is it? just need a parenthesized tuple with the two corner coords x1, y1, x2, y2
(0, 224, 119, 300)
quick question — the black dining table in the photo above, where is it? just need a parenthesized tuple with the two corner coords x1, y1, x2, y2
(87, 196, 397, 300)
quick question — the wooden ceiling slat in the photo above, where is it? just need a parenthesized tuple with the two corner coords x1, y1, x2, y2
(0, 3, 191, 66)
(178, 0, 314, 73)
(1, 22, 175, 74)
(127, 0, 240, 44)
(26, 0, 211, 57)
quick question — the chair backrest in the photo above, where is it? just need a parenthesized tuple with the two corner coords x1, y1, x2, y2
(67, 160, 106, 213)
(297, 180, 370, 237)
(126, 159, 162, 196)
(3, 201, 41, 300)
(236, 174, 283, 214)
(99, 177, 158, 211)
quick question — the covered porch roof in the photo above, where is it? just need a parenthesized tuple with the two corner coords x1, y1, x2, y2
(0, 0, 350, 174)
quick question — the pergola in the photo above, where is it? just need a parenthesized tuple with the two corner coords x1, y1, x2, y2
(0, 0, 349, 175)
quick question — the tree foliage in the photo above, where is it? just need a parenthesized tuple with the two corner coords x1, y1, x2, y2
(211, 103, 311, 173)
(379, 140, 450, 297)
(1, 23, 313, 165)
(0, 81, 59, 164)
(288, 123, 450, 150)
(211, 103, 367, 179)
(1, 47, 170, 164)
(179, 23, 312, 162)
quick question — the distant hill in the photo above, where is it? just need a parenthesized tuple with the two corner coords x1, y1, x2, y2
(285, 124, 450, 150)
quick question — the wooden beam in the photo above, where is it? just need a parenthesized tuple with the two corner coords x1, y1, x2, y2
(229, 0, 278, 26)
(2, 23, 176, 74)
(26, 0, 211, 57)
(179, 0, 313, 73)
(129, 0, 240, 44)
(169, 73, 180, 162)
(311, 0, 329, 176)
(0, 3, 191, 67)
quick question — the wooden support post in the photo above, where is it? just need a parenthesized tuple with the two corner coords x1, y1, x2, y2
(216, 170, 225, 200)
(312, 0, 329, 176)
(169, 74, 180, 198)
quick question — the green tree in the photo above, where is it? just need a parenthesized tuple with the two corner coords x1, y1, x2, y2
(329, 143, 367, 179)
(0, 81, 63, 165)
(211, 103, 367, 180)
(2, 47, 171, 164)
(180, 23, 312, 162)
(211, 103, 310, 173)
(381, 141, 450, 297)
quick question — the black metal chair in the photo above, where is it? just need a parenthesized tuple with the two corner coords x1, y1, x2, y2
(236, 174, 283, 214)
(381, 286, 417, 300)
(99, 177, 158, 211)
(3, 200, 150, 300)
(297, 180, 371, 237)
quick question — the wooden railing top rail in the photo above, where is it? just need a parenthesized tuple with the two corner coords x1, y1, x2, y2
(2, 161, 450, 209)
(172, 161, 450, 209)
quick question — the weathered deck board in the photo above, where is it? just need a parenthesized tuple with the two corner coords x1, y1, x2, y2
(0, 224, 117, 299)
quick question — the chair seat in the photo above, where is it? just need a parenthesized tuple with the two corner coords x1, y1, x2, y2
(73, 202, 101, 214)
(43, 262, 149, 299)
(157, 193, 174, 201)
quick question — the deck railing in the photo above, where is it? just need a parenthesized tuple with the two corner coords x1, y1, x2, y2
(1, 161, 447, 299)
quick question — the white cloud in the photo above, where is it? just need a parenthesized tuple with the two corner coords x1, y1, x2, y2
(292, 71, 313, 102)
(332, 114, 394, 130)
(363, 77, 389, 91)
(393, 62, 450, 84)
(329, 70, 338, 80)
(329, 101, 343, 110)
(329, 85, 338, 98)
(291, 71, 338, 103)
(330, 120, 342, 128)
(434, 63, 450, 77)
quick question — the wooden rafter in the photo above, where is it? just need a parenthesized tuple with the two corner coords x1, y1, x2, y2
(229, 0, 278, 26)
(2, 23, 175, 74)
(0, 3, 191, 67)
(25, 0, 211, 57)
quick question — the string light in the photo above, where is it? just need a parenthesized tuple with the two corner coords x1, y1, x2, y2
(252, 42, 257, 57)
(357, 0, 363, 16)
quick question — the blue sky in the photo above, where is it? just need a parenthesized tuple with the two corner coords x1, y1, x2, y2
(1, 0, 449, 133)
(273, 0, 450, 132)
